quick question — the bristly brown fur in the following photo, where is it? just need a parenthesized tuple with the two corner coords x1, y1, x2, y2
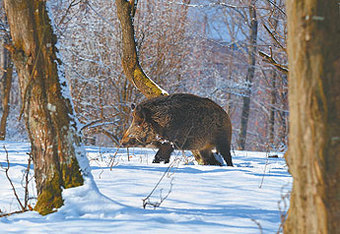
(121, 93, 233, 166)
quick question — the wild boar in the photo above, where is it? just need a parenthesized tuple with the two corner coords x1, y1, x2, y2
(121, 93, 233, 166)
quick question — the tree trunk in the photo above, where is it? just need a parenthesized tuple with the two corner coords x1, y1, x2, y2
(267, 12, 279, 148)
(284, 0, 340, 233)
(4, 0, 84, 215)
(238, 1, 258, 150)
(0, 35, 13, 140)
(116, 0, 221, 165)
(116, 0, 168, 98)
(268, 70, 276, 146)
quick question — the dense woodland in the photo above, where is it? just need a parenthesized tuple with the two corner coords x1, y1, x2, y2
(0, 0, 338, 233)
(0, 0, 288, 151)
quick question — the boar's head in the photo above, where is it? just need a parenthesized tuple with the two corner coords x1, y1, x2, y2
(120, 104, 158, 147)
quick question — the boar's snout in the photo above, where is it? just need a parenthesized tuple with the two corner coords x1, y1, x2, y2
(120, 130, 136, 146)
(120, 137, 137, 147)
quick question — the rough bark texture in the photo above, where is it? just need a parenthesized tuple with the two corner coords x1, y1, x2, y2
(0, 37, 13, 140)
(116, 0, 168, 98)
(4, 0, 84, 215)
(284, 0, 340, 233)
(116, 0, 220, 165)
(238, 1, 258, 150)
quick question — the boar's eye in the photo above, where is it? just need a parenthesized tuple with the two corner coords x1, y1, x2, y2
(136, 118, 144, 126)
(131, 103, 136, 110)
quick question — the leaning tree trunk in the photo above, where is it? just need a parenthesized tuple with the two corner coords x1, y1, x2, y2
(116, 0, 167, 99)
(116, 0, 221, 165)
(238, 1, 258, 150)
(4, 0, 84, 215)
(0, 34, 13, 140)
(284, 0, 340, 233)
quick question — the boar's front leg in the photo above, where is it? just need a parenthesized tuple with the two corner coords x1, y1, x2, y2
(152, 142, 174, 164)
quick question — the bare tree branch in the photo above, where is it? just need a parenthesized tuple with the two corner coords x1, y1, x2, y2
(259, 50, 288, 74)
(265, 0, 286, 15)
(80, 116, 119, 131)
(263, 23, 286, 52)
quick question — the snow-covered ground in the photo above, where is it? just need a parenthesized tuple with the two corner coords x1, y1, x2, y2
(0, 141, 291, 233)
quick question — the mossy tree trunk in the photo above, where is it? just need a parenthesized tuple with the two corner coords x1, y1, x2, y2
(284, 0, 340, 232)
(4, 0, 84, 215)
(0, 33, 13, 140)
(116, 0, 221, 165)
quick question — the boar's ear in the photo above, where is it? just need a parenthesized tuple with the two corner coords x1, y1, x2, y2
(134, 105, 147, 125)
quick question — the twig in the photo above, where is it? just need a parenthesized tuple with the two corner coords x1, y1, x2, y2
(109, 146, 121, 170)
(259, 147, 270, 188)
(97, 129, 120, 146)
(0, 210, 27, 218)
(58, 0, 82, 27)
(265, 0, 286, 15)
(2, 146, 25, 211)
(129, 0, 138, 21)
(259, 50, 288, 74)
(127, 147, 130, 162)
(251, 218, 263, 234)
(0, 146, 33, 217)
(145, 178, 174, 209)
(80, 116, 119, 131)
(23, 153, 32, 208)
(142, 158, 179, 209)
(85, 1, 116, 30)
(263, 24, 286, 52)
(143, 178, 174, 210)
(277, 185, 290, 233)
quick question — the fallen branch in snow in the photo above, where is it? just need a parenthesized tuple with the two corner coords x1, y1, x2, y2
(0, 209, 28, 218)
(0, 147, 33, 217)
(142, 158, 180, 209)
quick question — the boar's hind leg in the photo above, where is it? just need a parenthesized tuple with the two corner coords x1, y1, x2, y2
(199, 149, 222, 166)
(152, 142, 174, 164)
(217, 143, 233, 166)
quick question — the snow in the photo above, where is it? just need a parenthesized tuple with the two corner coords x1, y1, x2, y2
(0, 141, 291, 233)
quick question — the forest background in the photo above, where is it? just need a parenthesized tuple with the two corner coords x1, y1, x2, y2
(0, 0, 288, 152)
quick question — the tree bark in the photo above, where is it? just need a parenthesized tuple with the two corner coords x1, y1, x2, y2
(116, 0, 168, 98)
(0, 35, 13, 140)
(238, 1, 258, 150)
(284, 0, 340, 233)
(116, 0, 221, 165)
(268, 70, 276, 146)
(4, 0, 84, 215)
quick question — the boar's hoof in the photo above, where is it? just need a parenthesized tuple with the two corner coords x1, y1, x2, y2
(152, 156, 170, 164)
(152, 143, 173, 164)
(152, 158, 161, 163)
